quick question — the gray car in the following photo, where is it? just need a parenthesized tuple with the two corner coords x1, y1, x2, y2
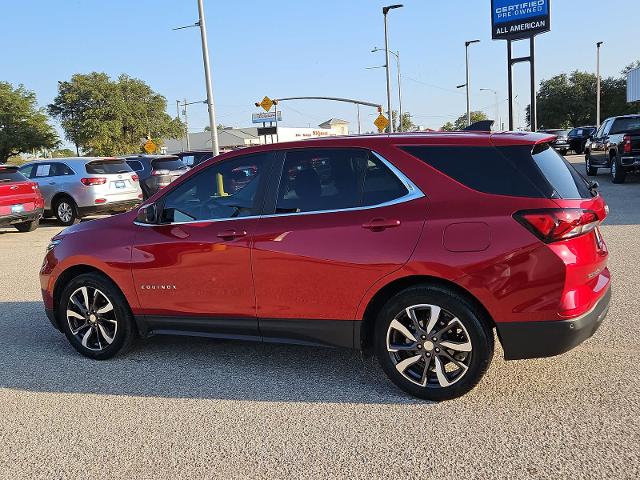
(18, 157, 142, 225)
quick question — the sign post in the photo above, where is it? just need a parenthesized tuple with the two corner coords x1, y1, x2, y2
(491, 0, 550, 131)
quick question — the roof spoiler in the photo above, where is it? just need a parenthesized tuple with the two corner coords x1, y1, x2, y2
(464, 120, 494, 131)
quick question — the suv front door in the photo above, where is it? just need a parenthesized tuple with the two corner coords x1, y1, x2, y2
(252, 147, 427, 347)
(131, 152, 275, 337)
(590, 119, 612, 165)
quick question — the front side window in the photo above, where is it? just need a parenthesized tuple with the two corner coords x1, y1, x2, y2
(160, 153, 270, 223)
(275, 148, 408, 214)
(18, 164, 34, 178)
(32, 163, 53, 178)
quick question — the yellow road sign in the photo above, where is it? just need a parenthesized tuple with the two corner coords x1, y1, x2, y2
(260, 96, 274, 112)
(374, 114, 390, 132)
(143, 139, 156, 154)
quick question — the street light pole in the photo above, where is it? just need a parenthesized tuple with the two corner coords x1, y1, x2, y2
(182, 98, 191, 150)
(382, 5, 403, 133)
(596, 41, 603, 126)
(464, 40, 480, 127)
(176, 100, 184, 152)
(196, 0, 220, 156)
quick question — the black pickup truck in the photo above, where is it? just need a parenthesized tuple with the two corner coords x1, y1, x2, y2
(585, 115, 640, 183)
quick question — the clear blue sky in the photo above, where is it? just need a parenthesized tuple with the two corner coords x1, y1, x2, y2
(2, 0, 637, 141)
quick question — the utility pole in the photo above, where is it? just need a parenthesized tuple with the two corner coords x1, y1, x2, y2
(371, 48, 403, 131)
(182, 99, 191, 150)
(197, 0, 220, 156)
(464, 40, 480, 127)
(176, 100, 184, 152)
(382, 5, 403, 133)
(596, 41, 603, 126)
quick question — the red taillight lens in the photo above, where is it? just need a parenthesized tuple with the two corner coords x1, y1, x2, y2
(81, 177, 107, 186)
(131, 174, 139, 182)
(623, 135, 632, 153)
(514, 209, 601, 243)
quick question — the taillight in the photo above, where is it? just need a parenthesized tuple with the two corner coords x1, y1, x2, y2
(151, 169, 170, 176)
(131, 174, 139, 182)
(81, 177, 107, 186)
(514, 209, 601, 243)
(31, 183, 39, 191)
(623, 135, 632, 154)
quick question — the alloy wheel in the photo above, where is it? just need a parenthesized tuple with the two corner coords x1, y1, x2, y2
(58, 202, 73, 223)
(386, 304, 473, 388)
(66, 286, 118, 351)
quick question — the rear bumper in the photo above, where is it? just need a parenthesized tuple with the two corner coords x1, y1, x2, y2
(620, 156, 640, 168)
(0, 208, 43, 227)
(496, 286, 611, 360)
(77, 200, 140, 217)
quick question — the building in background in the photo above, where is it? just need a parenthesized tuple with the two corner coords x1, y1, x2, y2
(162, 119, 350, 154)
(627, 66, 640, 103)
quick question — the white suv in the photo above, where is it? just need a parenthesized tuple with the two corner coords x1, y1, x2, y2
(19, 158, 142, 225)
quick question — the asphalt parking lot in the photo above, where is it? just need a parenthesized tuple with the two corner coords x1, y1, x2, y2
(0, 154, 638, 479)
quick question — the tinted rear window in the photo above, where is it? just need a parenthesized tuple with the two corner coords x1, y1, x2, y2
(401, 146, 546, 198)
(86, 160, 132, 175)
(529, 144, 592, 199)
(0, 169, 27, 182)
(610, 117, 640, 134)
(151, 158, 187, 171)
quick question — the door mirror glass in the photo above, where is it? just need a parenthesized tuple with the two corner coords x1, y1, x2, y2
(136, 204, 158, 224)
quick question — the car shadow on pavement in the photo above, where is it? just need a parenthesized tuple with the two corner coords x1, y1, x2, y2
(0, 302, 423, 404)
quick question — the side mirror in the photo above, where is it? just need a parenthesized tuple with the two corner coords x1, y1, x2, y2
(136, 204, 158, 224)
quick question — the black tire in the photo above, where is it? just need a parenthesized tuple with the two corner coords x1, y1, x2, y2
(560, 149, 568, 156)
(374, 285, 494, 401)
(611, 156, 626, 184)
(14, 218, 39, 232)
(585, 154, 598, 176)
(54, 196, 80, 226)
(575, 144, 584, 155)
(57, 273, 137, 360)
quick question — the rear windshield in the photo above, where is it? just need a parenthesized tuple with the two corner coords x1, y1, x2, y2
(86, 160, 133, 175)
(151, 158, 187, 171)
(401, 143, 592, 199)
(0, 169, 27, 182)
(610, 117, 640, 134)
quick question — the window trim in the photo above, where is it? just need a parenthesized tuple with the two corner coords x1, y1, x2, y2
(261, 149, 424, 219)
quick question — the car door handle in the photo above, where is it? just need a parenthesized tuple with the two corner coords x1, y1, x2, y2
(362, 218, 401, 231)
(48, 181, 56, 185)
(217, 229, 247, 240)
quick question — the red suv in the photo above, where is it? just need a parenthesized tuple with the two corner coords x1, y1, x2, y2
(0, 165, 44, 232)
(40, 132, 611, 400)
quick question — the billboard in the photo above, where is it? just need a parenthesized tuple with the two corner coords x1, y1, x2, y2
(491, 0, 550, 40)
(627, 67, 640, 103)
(252, 111, 282, 124)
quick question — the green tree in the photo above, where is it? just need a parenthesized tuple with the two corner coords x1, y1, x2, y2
(391, 111, 416, 132)
(441, 111, 488, 131)
(0, 82, 59, 163)
(49, 73, 185, 156)
(51, 148, 76, 158)
(531, 66, 640, 129)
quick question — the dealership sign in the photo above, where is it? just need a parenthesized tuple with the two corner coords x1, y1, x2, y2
(491, 0, 550, 40)
(252, 111, 282, 124)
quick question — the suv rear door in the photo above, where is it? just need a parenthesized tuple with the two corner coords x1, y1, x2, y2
(251, 147, 426, 347)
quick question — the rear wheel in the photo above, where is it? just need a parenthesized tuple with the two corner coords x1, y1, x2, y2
(574, 144, 584, 155)
(585, 154, 598, 176)
(54, 196, 80, 226)
(58, 273, 137, 359)
(14, 218, 39, 232)
(374, 285, 493, 401)
(611, 156, 626, 184)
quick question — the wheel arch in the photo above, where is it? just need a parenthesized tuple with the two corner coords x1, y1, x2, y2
(358, 275, 495, 352)
(51, 191, 77, 209)
(52, 264, 131, 327)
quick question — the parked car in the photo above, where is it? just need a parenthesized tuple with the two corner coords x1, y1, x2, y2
(19, 158, 142, 226)
(585, 115, 640, 183)
(41, 132, 610, 401)
(175, 150, 213, 168)
(538, 129, 571, 155)
(0, 165, 44, 232)
(567, 126, 596, 154)
(123, 155, 189, 199)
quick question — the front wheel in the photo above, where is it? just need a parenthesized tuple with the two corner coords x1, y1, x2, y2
(58, 273, 137, 359)
(375, 285, 493, 401)
(14, 218, 39, 232)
